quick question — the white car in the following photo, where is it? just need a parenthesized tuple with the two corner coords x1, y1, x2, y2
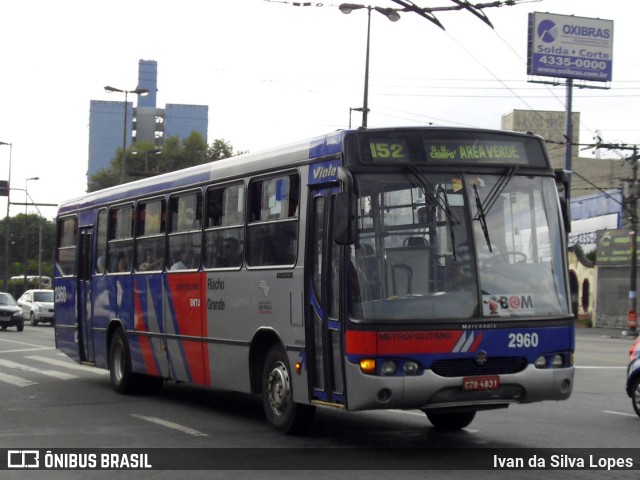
(17, 289, 54, 326)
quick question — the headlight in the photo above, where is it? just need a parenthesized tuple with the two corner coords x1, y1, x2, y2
(403, 361, 420, 375)
(534, 356, 547, 369)
(552, 354, 564, 368)
(380, 360, 397, 376)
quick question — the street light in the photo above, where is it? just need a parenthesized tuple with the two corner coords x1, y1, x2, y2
(340, 3, 400, 127)
(104, 85, 149, 184)
(24, 176, 38, 290)
(0, 141, 12, 290)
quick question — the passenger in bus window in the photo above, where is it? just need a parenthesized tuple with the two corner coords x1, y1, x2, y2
(96, 256, 106, 274)
(117, 252, 129, 272)
(170, 249, 193, 270)
(139, 249, 162, 271)
(216, 237, 241, 267)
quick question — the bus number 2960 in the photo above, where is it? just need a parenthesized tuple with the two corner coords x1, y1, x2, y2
(508, 332, 539, 348)
(54, 286, 67, 303)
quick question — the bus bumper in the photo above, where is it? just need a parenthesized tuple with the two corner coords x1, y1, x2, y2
(344, 362, 574, 411)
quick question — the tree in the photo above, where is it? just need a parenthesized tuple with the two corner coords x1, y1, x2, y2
(87, 133, 243, 192)
(0, 213, 55, 292)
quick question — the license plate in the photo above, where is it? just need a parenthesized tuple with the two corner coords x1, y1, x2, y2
(462, 375, 500, 391)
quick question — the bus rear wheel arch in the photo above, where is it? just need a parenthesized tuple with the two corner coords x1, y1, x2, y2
(108, 326, 163, 395)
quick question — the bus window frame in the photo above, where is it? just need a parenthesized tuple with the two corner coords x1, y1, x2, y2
(107, 203, 134, 274)
(56, 215, 78, 277)
(245, 170, 300, 269)
(203, 181, 246, 271)
(135, 196, 167, 273)
(167, 189, 203, 272)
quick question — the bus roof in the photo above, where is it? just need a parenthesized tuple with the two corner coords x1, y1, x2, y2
(58, 129, 351, 215)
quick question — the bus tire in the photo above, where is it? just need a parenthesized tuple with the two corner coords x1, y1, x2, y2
(631, 376, 640, 418)
(424, 410, 476, 430)
(109, 328, 135, 395)
(262, 345, 315, 434)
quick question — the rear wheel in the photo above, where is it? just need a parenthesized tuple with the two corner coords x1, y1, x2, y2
(16, 324, 24, 332)
(424, 410, 476, 430)
(262, 345, 315, 434)
(631, 377, 640, 418)
(109, 328, 135, 394)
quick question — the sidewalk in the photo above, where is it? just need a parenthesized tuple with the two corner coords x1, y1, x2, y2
(575, 325, 639, 339)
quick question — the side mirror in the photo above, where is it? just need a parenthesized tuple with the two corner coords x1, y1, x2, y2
(333, 192, 356, 245)
(555, 169, 571, 234)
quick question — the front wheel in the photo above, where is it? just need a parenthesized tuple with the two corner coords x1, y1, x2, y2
(30, 313, 38, 326)
(631, 377, 640, 418)
(262, 345, 315, 434)
(424, 410, 476, 430)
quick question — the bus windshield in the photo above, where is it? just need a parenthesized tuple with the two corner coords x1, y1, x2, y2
(348, 172, 569, 322)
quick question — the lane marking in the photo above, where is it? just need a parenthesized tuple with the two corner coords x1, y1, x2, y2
(25, 355, 110, 375)
(0, 347, 56, 354)
(575, 366, 626, 369)
(0, 371, 37, 387)
(0, 337, 53, 354)
(130, 414, 208, 437)
(0, 359, 78, 380)
(603, 410, 637, 418)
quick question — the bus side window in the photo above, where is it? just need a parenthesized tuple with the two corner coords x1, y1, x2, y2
(246, 173, 299, 267)
(204, 184, 245, 269)
(95, 209, 108, 275)
(56, 216, 78, 276)
(168, 191, 202, 271)
(107, 205, 133, 274)
(135, 199, 166, 272)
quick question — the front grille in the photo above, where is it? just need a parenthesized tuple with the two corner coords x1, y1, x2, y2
(431, 357, 528, 377)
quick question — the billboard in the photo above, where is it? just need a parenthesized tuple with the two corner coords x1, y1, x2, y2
(527, 12, 613, 82)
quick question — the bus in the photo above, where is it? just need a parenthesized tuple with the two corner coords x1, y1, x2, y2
(54, 127, 574, 433)
(10, 275, 52, 289)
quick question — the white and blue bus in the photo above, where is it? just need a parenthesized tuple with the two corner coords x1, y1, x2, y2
(54, 127, 574, 433)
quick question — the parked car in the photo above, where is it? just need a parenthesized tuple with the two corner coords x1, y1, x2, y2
(0, 292, 25, 331)
(17, 289, 54, 326)
(626, 336, 640, 417)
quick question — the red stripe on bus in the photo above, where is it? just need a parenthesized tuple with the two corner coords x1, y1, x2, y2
(166, 273, 208, 386)
(345, 331, 378, 355)
(347, 330, 470, 355)
(133, 284, 159, 376)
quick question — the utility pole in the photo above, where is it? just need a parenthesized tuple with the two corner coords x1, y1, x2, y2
(596, 142, 639, 337)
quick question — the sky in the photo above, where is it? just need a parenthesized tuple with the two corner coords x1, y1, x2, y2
(0, 0, 637, 220)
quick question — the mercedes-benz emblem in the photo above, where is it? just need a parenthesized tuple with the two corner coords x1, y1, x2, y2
(474, 350, 488, 367)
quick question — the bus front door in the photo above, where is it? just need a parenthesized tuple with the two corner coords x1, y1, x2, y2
(307, 189, 345, 406)
(77, 227, 95, 363)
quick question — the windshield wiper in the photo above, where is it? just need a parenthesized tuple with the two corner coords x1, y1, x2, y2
(472, 166, 518, 253)
(407, 165, 460, 259)
(473, 183, 492, 253)
(481, 166, 518, 215)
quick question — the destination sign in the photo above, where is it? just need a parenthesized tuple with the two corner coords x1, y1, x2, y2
(423, 140, 529, 164)
(358, 132, 547, 167)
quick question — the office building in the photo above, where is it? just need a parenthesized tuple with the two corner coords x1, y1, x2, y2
(87, 59, 208, 181)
